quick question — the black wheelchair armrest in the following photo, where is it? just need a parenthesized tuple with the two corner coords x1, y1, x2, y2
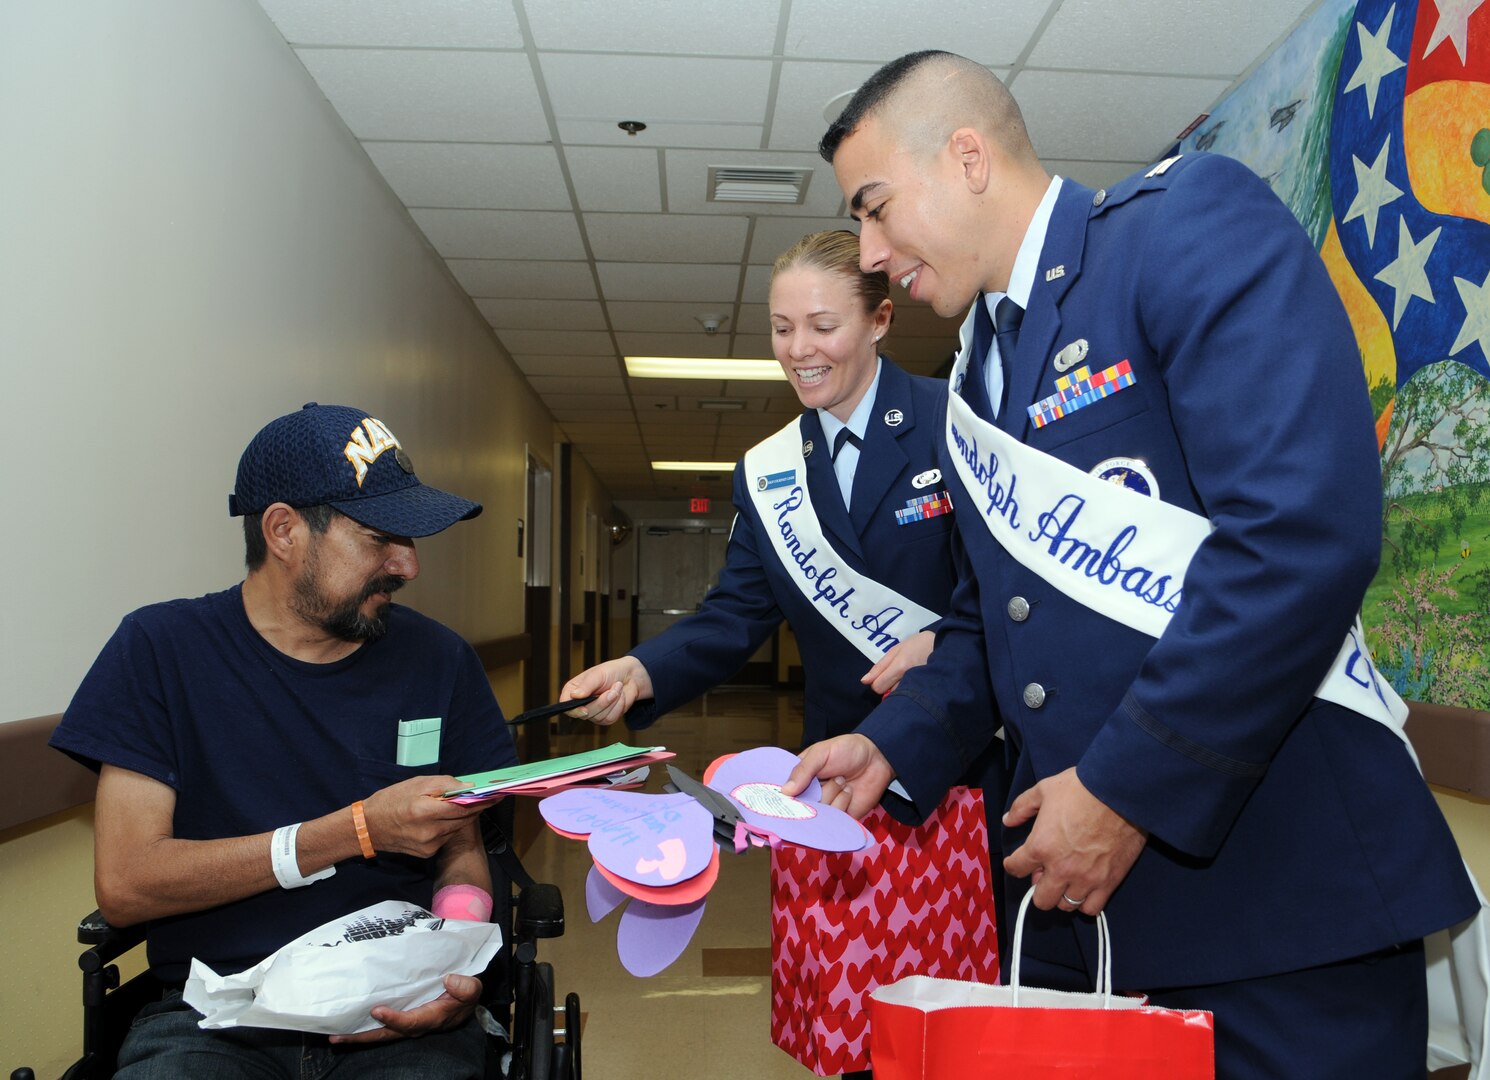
(515, 883, 564, 940)
(77, 910, 147, 969)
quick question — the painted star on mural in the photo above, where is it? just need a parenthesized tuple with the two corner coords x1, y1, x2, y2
(1451, 270, 1490, 363)
(1344, 3, 1408, 118)
(1343, 136, 1405, 248)
(1331, 0, 1490, 384)
(1421, 0, 1487, 63)
(1375, 218, 1442, 328)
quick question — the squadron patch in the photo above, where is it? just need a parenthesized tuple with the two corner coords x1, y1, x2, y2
(1089, 456, 1158, 499)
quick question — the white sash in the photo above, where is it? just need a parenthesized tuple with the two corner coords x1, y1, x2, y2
(942, 324, 1405, 733)
(743, 418, 941, 662)
(945, 309, 1488, 1075)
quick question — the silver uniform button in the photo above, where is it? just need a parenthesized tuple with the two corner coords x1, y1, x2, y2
(1022, 683, 1047, 709)
(1093, 189, 1106, 207)
(1007, 596, 1030, 622)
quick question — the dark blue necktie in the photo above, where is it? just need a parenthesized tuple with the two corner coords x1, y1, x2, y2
(994, 297, 1023, 359)
(991, 298, 1023, 417)
(831, 427, 862, 461)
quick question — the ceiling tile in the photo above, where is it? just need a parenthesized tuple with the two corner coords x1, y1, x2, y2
(475, 297, 607, 329)
(615, 332, 730, 358)
(448, 259, 595, 299)
(1012, 69, 1233, 161)
(565, 146, 663, 212)
(783, 0, 1045, 65)
(585, 214, 749, 263)
(597, 263, 741, 303)
(730, 334, 774, 360)
(527, 375, 628, 396)
(556, 119, 765, 150)
(411, 208, 585, 259)
(741, 265, 772, 304)
(540, 54, 773, 125)
(364, 143, 569, 209)
(769, 61, 883, 152)
(258, 0, 522, 47)
(293, 49, 547, 141)
(526, 0, 780, 55)
(746, 215, 856, 264)
(664, 149, 842, 217)
(497, 329, 616, 355)
(1030, 0, 1317, 77)
(512, 354, 622, 377)
(542, 393, 637, 412)
(625, 376, 729, 396)
(631, 394, 678, 412)
(606, 301, 739, 334)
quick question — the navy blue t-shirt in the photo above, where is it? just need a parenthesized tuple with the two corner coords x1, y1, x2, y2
(51, 585, 516, 982)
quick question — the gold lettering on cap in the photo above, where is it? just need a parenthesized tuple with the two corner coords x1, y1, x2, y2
(344, 418, 402, 487)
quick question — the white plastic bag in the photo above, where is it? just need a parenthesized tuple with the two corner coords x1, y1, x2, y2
(184, 900, 503, 1034)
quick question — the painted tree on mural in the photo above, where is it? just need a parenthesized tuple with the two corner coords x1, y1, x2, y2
(1373, 362, 1490, 707)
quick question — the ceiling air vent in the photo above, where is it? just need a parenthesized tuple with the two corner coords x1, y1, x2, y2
(707, 165, 812, 205)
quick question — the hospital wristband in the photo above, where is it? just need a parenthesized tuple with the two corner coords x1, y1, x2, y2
(351, 800, 376, 859)
(270, 823, 337, 889)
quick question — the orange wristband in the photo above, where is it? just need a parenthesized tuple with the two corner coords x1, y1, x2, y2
(351, 800, 375, 859)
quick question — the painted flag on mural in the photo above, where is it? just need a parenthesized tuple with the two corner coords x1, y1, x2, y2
(1330, 0, 1490, 388)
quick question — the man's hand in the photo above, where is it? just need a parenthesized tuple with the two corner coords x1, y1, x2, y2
(361, 776, 487, 860)
(1001, 767, 1148, 915)
(559, 657, 654, 726)
(329, 973, 483, 1044)
(860, 629, 936, 696)
(779, 734, 895, 819)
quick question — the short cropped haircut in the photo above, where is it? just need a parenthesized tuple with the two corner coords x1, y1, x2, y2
(243, 503, 339, 570)
(819, 50, 953, 162)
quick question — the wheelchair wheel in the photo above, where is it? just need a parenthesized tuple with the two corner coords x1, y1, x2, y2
(526, 961, 554, 1080)
(564, 991, 582, 1080)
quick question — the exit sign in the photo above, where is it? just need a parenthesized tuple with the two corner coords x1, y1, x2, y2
(690, 497, 711, 513)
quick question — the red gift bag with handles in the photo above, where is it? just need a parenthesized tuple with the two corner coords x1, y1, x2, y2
(769, 787, 1000, 1075)
(869, 889, 1214, 1079)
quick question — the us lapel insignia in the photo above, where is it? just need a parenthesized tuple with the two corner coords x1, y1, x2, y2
(1053, 338, 1089, 373)
(884, 409, 904, 427)
(1045, 264, 1066, 282)
(802, 440, 814, 457)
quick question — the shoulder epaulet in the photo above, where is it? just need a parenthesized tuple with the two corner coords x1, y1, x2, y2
(1088, 153, 1203, 214)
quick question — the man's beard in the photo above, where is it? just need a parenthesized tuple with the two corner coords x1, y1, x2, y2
(292, 550, 404, 643)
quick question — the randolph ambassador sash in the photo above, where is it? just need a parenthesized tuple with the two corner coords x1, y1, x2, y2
(944, 310, 1490, 1075)
(743, 418, 941, 663)
(942, 316, 1407, 737)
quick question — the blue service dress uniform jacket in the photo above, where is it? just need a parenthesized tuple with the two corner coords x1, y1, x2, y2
(624, 358, 980, 756)
(859, 152, 1477, 989)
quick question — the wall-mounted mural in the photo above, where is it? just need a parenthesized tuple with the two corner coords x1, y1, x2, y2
(1175, 0, 1490, 709)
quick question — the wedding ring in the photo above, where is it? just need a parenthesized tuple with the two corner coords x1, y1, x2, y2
(1062, 892, 1086, 907)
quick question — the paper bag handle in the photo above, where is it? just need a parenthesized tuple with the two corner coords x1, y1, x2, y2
(1008, 888, 1113, 1006)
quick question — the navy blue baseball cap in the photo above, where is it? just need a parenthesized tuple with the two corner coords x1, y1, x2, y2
(228, 403, 482, 538)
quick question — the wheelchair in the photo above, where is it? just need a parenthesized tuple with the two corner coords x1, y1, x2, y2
(12, 799, 580, 1080)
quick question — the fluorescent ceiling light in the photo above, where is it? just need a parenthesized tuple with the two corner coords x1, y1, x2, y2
(626, 356, 785, 381)
(652, 461, 737, 472)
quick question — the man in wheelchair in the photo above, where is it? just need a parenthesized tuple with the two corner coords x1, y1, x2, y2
(49, 403, 518, 1079)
